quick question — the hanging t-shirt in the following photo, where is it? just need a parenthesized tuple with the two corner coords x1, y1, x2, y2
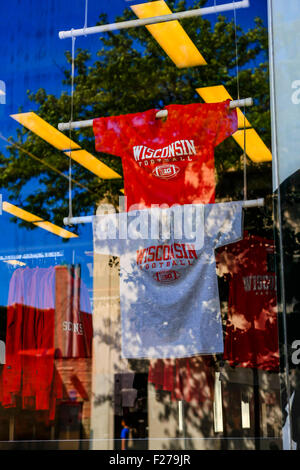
(216, 233, 279, 371)
(93, 101, 238, 209)
(93, 201, 244, 359)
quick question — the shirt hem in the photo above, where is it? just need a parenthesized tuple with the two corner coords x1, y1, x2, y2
(121, 349, 224, 360)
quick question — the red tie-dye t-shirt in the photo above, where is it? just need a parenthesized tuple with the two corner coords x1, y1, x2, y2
(93, 100, 238, 210)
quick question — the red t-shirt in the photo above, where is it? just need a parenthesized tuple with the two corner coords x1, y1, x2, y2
(93, 100, 237, 209)
(216, 234, 279, 371)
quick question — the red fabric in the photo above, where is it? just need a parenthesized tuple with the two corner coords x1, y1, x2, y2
(48, 367, 64, 422)
(54, 266, 93, 359)
(1, 266, 92, 420)
(2, 303, 23, 407)
(34, 306, 55, 410)
(21, 305, 41, 404)
(3, 303, 55, 411)
(20, 347, 56, 410)
(148, 356, 215, 404)
(0, 367, 3, 404)
(216, 234, 279, 371)
(93, 101, 237, 209)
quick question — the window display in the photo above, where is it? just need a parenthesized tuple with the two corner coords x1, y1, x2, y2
(0, 0, 297, 453)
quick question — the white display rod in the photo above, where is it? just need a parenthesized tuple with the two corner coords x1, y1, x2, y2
(63, 198, 264, 226)
(59, 0, 250, 40)
(58, 98, 254, 131)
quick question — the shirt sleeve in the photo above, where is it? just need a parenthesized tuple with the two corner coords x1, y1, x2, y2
(205, 201, 244, 249)
(209, 100, 238, 147)
(93, 115, 125, 158)
(171, 100, 237, 148)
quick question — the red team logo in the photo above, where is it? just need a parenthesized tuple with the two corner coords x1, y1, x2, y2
(153, 270, 181, 283)
(152, 164, 180, 180)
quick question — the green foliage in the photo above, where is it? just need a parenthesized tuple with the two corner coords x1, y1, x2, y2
(0, 0, 271, 231)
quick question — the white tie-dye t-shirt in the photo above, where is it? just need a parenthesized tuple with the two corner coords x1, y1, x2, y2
(93, 202, 243, 359)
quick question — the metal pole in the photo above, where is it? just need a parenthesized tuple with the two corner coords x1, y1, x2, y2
(58, 98, 254, 131)
(58, 0, 250, 40)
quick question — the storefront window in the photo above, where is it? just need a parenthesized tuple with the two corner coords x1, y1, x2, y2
(0, 0, 298, 453)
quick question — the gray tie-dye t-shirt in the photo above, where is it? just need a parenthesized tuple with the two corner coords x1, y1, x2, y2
(93, 202, 243, 359)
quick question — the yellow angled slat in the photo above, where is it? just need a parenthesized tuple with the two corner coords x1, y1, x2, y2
(33, 220, 78, 238)
(131, 1, 207, 68)
(11, 112, 123, 180)
(3, 201, 78, 238)
(233, 129, 272, 163)
(3, 260, 27, 266)
(2, 201, 43, 223)
(11, 112, 80, 151)
(64, 149, 122, 180)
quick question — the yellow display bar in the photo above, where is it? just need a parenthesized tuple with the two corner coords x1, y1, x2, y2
(33, 220, 78, 239)
(11, 112, 80, 151)
(233, 129, 272, 163)
(11, 112, 122, 180)
(2, 201, 78, 239)
(3, 260, 27, 267)
(3, 201, 43, 223)
(196, 86, 272, 162)
(64, 149, 121, 180)
(131, 1, 207, 68)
